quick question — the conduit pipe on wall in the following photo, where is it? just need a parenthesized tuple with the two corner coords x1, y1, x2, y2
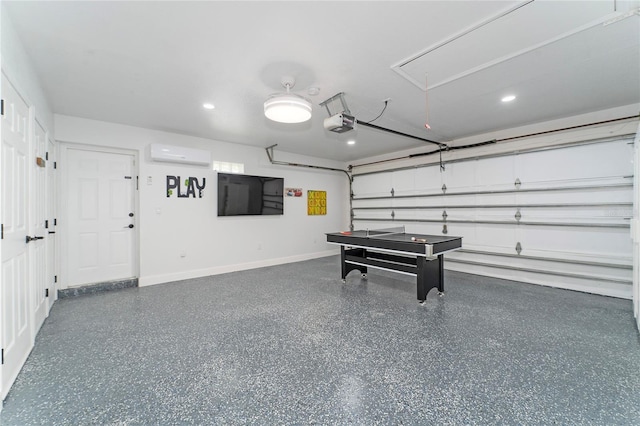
(265, 144, 355, 230)
(265, 144, 352, 180)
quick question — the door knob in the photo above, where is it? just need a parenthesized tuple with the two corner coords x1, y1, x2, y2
(124, 224, 134, 229)
(129, 212, 134, 217)
(26, 235, 44, 243)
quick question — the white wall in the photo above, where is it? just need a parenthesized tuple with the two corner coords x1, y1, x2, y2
(55, 115, 349, 287)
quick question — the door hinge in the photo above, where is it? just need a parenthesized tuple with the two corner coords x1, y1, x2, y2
(54, 218, 57, 226)
(45, 288, 49, 297)
(124, 176, 132, 179)
(54, 162, 57, 169)
(45, 220, 49, 229)
(46, 152, 49, 161)
(136, 176, 139, 190)
(1, 348, 4, 365)
(54, 275, 58, 283)
(1, 223, 3, 239)
(1, 99, 4, 116)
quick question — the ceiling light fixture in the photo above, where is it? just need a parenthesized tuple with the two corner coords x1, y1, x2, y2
(501, 95, 516, 103)
(203, 103, 215, 110)
(347, 140, 356, 145)
(264, 76, 312, 123)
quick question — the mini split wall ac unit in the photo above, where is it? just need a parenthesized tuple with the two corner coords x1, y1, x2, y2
(149, 144, 212, 166)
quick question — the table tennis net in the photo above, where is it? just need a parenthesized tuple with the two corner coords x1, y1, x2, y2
(365, 226, 406, 238)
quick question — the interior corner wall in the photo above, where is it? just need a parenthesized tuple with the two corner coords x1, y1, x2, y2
(54, 115, 348, 288)
(0, 6, 54, 132)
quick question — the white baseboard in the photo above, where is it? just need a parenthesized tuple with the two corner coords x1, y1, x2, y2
(138, 249, 339, 287)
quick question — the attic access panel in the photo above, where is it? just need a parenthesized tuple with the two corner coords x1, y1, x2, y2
(392, 0, 616, 91)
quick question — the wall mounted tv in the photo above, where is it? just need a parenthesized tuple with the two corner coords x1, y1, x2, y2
(217, 173, 284, 216)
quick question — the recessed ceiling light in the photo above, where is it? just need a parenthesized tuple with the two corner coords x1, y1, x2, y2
(501, 95, 516, 103)
(203, 103, 215, 110)
(347, 140, 356, 145)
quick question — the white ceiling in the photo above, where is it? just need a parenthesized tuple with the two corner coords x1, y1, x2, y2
(4, 1, 640, 162)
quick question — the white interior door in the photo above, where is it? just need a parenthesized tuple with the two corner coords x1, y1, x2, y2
(1, 74, 33, 400)
(65, 148, 136, 287)
(46, 137, 57, 310)
(31, 121, 48, 333)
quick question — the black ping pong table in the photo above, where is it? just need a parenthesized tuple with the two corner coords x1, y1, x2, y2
(326, 226, 462, 302)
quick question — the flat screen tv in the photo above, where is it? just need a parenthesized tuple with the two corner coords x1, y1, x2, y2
(217, 173, 284, 216)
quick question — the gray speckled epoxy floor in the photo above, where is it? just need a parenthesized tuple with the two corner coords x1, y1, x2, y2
(2, 256, 639, 425)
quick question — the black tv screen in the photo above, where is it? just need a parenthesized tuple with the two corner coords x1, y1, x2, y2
(217, 173, 284, 216)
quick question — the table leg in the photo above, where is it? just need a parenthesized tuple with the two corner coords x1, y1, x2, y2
(341, 247, 367, 281)
(416, 255, 443, 301)
(438, 254, 444, 293)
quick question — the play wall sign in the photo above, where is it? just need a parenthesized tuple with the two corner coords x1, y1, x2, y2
(166, 176, 206, 198)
